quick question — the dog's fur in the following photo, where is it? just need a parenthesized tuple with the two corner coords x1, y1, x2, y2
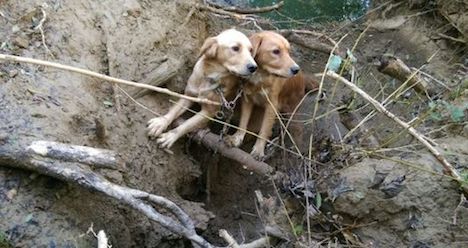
(224, 31, 306, 159)
(147, 29, 257, 148)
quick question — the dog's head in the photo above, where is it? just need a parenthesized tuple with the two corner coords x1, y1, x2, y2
(249, 31, 300, 78)
(199, 29, 257, 77)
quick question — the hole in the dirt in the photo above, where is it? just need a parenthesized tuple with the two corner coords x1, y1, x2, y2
(176, 175, 206, 203)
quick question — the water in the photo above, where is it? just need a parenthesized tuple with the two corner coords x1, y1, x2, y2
(214, 0, 371, 28)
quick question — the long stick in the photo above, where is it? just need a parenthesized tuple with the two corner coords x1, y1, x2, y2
(0, 54, 220, 106)
(326, 71, 467, 194)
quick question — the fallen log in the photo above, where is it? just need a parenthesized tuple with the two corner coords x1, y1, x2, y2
(376, 55, 431, 95)
(27, 140, 120, 169)
(132, 58, 185, 99)
(174, 119, 274, 175)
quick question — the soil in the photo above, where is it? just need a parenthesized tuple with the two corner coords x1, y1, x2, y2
(0, 0, 467, 247)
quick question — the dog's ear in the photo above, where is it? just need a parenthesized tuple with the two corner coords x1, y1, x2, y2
(249, 33, 263, 57)
(199, 37, 218, 58)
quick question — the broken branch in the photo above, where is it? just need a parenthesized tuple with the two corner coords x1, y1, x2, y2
(376, 55, 430, 94)
(0, 54, 220, 106)
(28, 140, 119, 169)
(326, 70, 468, 195)
(174, 119, 274, 175)
(282, 31, 346, 58)
(206, 1, 284, 14)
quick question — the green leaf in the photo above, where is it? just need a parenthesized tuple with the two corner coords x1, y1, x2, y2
(293, 224, 304, 236)
(315, 192, 322, 209)
(327, 55, 342, 72)
(450, 106, 465, 122)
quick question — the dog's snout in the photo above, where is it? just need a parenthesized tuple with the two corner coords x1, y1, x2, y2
(290, 65, 300, 75)
(247, 63, 258, 73)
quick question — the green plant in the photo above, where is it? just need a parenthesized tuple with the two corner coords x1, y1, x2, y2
(0, 231, 12, 248)
(428, 100, 466, 123)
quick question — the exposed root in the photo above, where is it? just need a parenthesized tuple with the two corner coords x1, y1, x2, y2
(33, 5, 54, 58)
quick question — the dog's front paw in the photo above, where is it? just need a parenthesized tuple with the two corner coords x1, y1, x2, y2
(156, 131, 180, 149)
(250, 145, 265, 160)
(224, 134, 243, 147)
(147, 117, 168, 137)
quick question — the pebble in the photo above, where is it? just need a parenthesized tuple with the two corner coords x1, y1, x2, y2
(9, 69, 18, 78)
(14, 36, 29, 49)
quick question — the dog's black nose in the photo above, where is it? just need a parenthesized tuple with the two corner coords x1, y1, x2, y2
(247, 63, 257, 73)
(290, 65, 300, 75)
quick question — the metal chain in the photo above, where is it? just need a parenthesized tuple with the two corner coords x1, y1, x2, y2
(215, 83, 244, 139)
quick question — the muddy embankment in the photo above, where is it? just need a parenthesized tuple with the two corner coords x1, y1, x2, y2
(1, 0, 468, 247)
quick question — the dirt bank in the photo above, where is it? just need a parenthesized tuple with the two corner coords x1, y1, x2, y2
(1, 0, 467, 247)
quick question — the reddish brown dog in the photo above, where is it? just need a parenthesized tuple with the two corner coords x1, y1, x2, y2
(225, 31, 315, 159)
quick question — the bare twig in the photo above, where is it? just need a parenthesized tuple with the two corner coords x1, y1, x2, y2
(437, 33, 466, 44)
(326, 70, 468, 194)
(206, 1, 284, 14)
(0, 54, 220, 106)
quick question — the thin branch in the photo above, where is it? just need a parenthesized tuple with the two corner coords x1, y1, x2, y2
(206, 1, 284, 14)
(0, 54, 220, 106)
(326, 70, 467, 194)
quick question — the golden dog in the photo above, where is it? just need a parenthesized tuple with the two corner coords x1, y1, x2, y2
(225, 31, 307, 159)
(148, 29, 257, 148)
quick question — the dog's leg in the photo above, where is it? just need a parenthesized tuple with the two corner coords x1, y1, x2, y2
(224, 99, 254, 147)
(251, 104, 276, 159)
(157, 109, 212, 148)
(147, 99, 193, 137)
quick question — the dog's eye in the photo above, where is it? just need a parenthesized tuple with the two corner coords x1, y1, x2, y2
(273, 49, 280, 55)
(232, 46, 240, 52)
(249, 48, 253, 54)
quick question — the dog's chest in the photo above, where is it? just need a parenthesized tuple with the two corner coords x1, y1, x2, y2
(244, 84, 269, 106)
